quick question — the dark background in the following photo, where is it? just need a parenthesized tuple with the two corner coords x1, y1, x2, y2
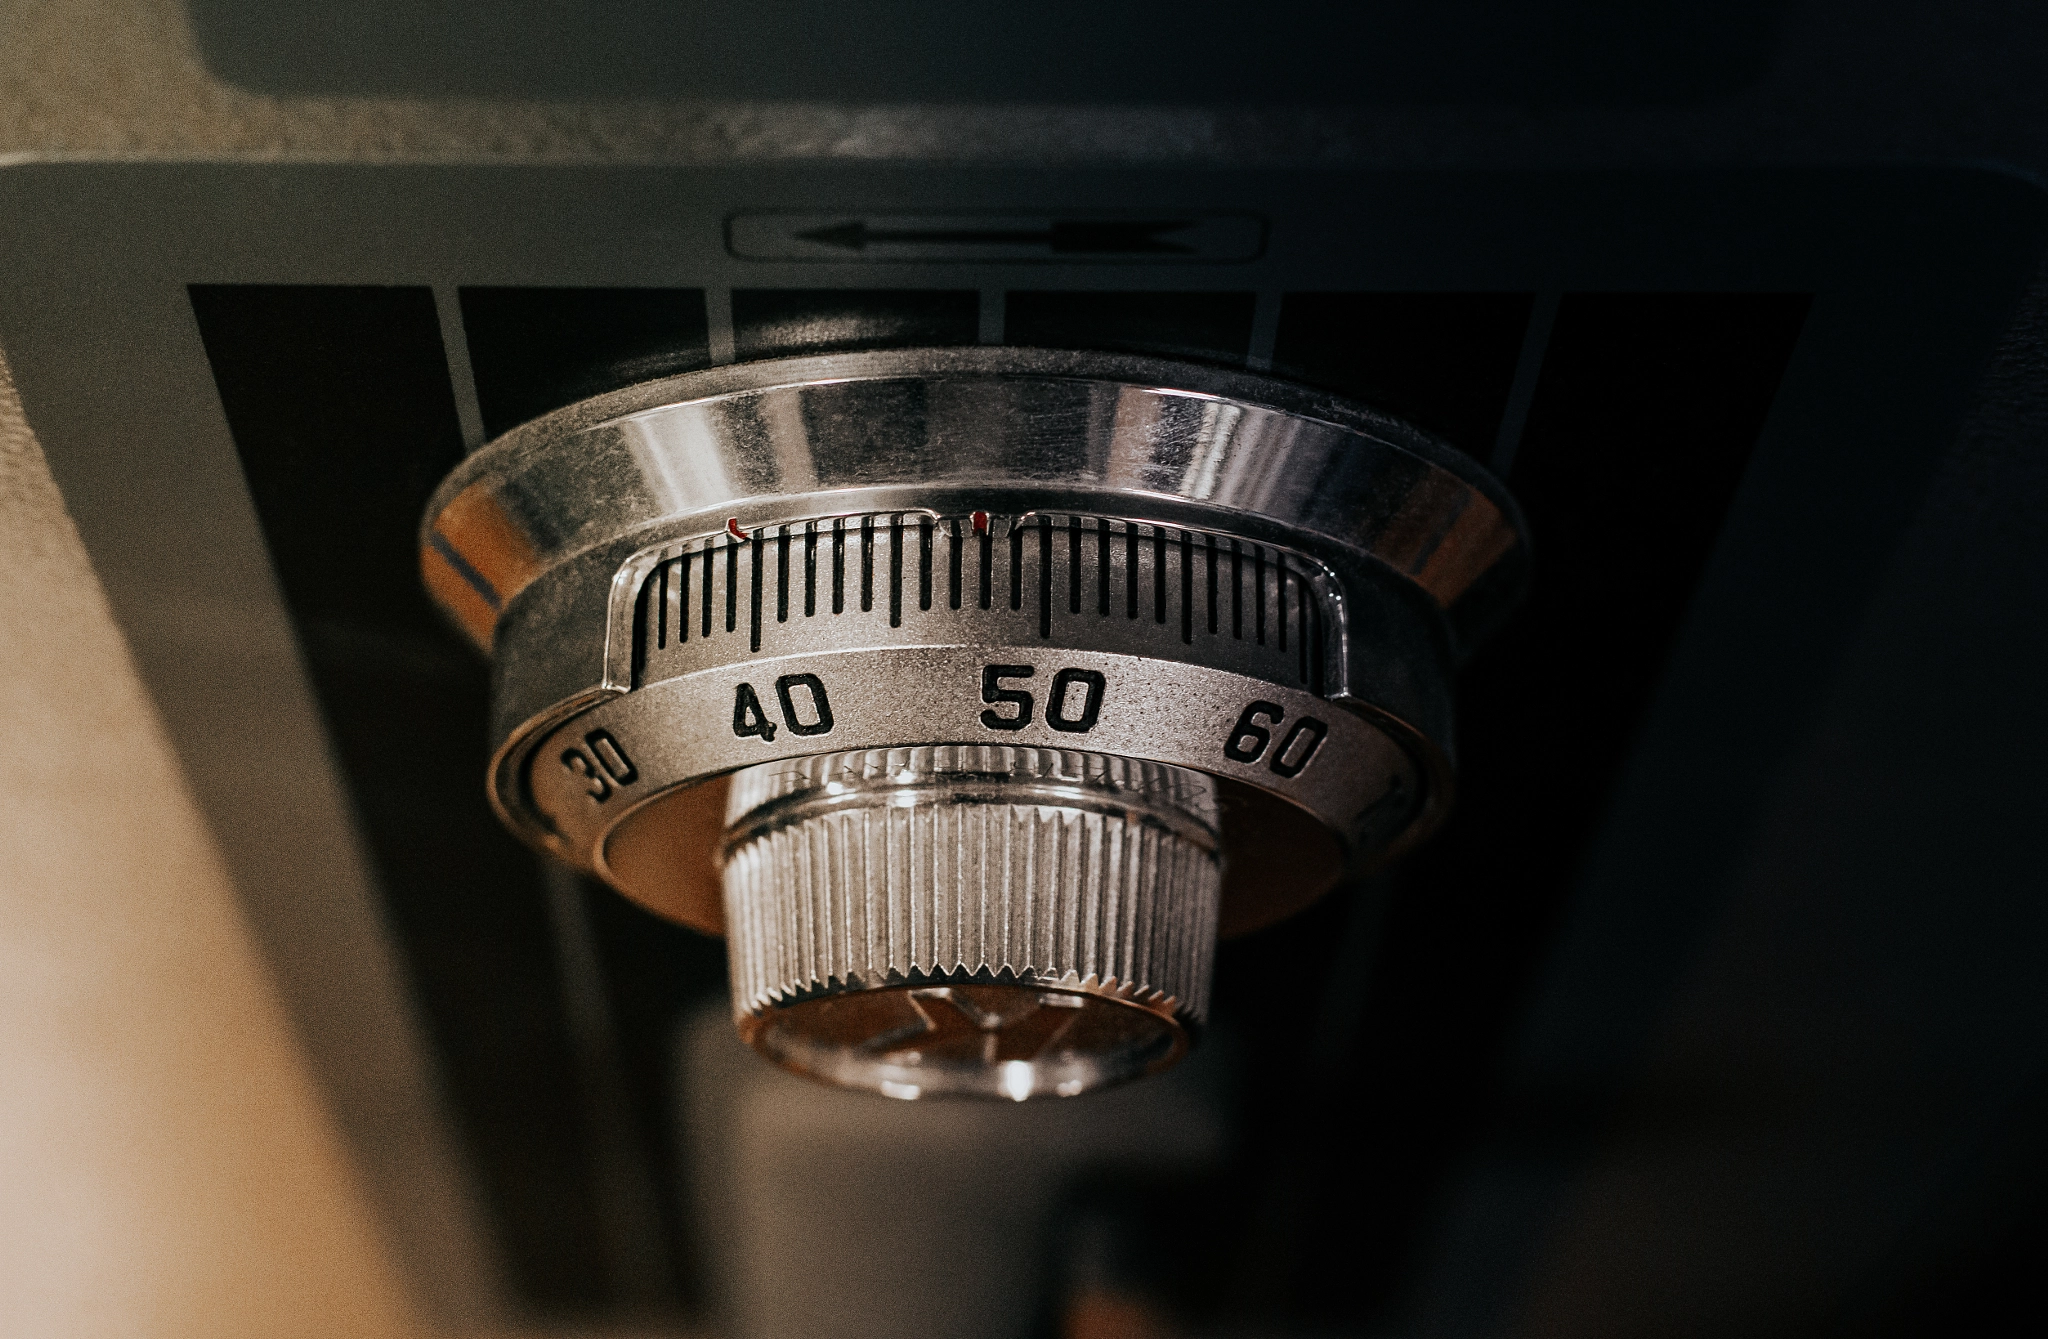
(191, 1, 1788, 106)
(9, 2, 2048, 1334)
(194, 282, 1809, 1324)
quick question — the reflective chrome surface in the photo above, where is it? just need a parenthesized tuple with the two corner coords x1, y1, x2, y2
(722, 747, 1219, 1099)
(418, 350, 1528, 1098)
(423, 349, 1525, 688)
(545, 645, 1414, 922)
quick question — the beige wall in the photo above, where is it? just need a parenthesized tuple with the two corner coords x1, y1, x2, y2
(0, 352, 422, 1336)
(0, 7, 778, 1328)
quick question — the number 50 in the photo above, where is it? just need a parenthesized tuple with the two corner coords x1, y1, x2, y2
(979, 664, 1106, 734)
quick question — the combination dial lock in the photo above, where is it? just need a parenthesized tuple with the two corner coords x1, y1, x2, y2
(422, 349, 1527, 1100)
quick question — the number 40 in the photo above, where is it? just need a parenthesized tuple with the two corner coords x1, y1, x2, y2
(733, 673, 835, 743)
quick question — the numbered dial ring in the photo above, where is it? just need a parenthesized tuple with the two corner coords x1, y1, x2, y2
(422, 350, 1530, 1098)
(518, 512, 1425, 941)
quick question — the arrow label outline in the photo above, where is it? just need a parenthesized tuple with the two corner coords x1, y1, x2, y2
(727, 211, 1267, 263)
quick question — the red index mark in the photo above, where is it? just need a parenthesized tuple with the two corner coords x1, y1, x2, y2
(971, 511, 990, 536)
(727, 517, 747, 541)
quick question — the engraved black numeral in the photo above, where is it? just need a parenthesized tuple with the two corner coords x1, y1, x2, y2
(561, 728, 638, 803)
(980, 664, 1035, 731)
(1269, 717, 1328, 777)
(734, 675, 837, 743)
(1223, 699, 1327, 777)
(1224, 701, 1283, 763)
(980, 663, 1107, 734)
(561, 749, 610, 801)
(733, 682, 778, 742)
(1046, 667, 1106, 733)
(774, 673, 835, 737)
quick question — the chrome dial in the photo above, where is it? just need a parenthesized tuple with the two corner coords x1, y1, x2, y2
(421, 348, 1527, 1098)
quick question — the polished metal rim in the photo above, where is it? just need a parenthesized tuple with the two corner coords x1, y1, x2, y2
(422, 348, 1526, 695)
(417, 348, 1527, 945)
(425, 347, 1522, 573)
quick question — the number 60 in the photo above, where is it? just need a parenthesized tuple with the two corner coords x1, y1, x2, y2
(1222, 700, 1328, 778)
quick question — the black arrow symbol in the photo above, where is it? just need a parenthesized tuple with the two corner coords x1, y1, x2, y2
(796, 219, 1198, 255)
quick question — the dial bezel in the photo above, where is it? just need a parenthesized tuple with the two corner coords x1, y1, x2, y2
(418, 350, 1527, 938)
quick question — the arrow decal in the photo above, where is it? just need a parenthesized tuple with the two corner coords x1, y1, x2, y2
(794, 219, 1199, 255)
(729, 212, 1266, 263)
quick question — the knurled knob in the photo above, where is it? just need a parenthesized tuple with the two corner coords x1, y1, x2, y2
(421, 350, 1530, 1099)
(719, 746, 1223, 1099)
